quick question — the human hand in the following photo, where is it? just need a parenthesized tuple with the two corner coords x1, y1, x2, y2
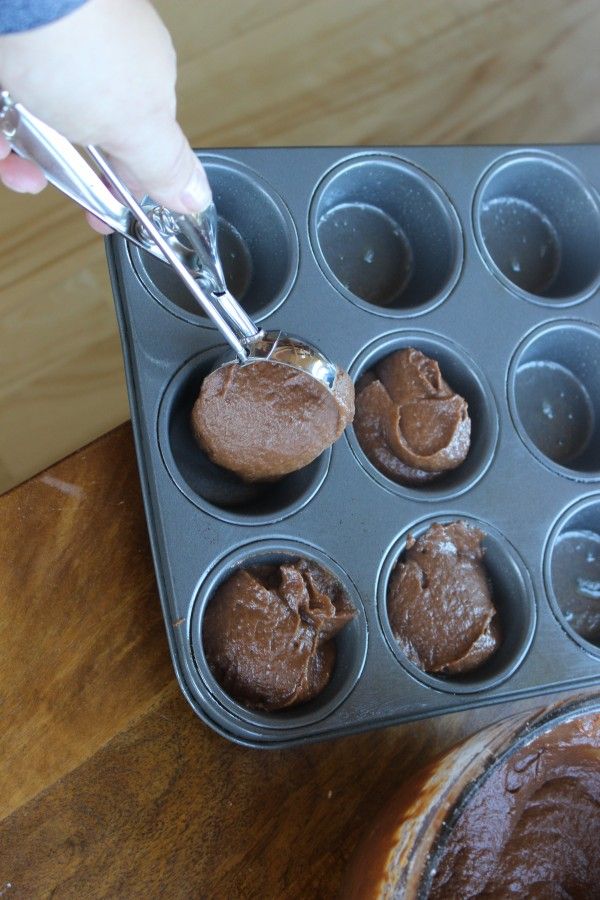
(0, 0, 211, 231)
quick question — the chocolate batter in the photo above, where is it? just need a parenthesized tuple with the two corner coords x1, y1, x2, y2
(428, 712, 600, 899)
(203, 558, 356, 711)
(354, 348, 470, 485)
(192, 360, 354, 482)
(387, 522, 500, 675)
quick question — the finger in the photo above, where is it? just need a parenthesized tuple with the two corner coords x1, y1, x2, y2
(0, 153, 47, 193)
(85, 211, 114, 234)
(105, 118, 211, 214)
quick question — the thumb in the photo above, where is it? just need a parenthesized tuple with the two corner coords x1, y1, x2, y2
(104, 117, 212, 214)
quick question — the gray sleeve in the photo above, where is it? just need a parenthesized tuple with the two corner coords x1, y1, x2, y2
(0, 0, 90, 34)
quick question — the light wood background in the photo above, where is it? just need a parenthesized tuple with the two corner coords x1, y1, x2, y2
(2, 0, 600, 492)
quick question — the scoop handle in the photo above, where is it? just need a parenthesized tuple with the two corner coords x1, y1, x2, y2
(88, 146, 261, 360)
(0, 88, 134, 233)
(0, 88, 260, 358)
(0, 88, 198, 271)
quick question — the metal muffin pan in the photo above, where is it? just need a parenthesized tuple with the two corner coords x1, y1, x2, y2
(106, 146, 600, 748)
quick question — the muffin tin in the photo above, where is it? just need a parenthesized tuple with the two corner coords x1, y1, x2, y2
(105, 146, 600, 747)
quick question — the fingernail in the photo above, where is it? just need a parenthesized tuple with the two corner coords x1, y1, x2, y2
(180, 164, 212, 213)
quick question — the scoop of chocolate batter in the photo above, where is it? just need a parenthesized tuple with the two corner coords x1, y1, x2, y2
(191, 360, 354, 482)
(428, 713, 600, 899)
(203, 558, 357, 711)
(354, 348, 470, 485)
(387, 522, 500, 675)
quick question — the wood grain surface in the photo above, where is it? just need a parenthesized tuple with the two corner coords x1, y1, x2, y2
(0, 424, 592, 898)
(2, 0, 600, 491)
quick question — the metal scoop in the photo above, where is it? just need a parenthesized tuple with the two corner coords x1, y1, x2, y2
(0, 89, 338, 386)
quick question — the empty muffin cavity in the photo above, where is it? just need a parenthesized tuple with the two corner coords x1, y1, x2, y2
(474, 152, 600, 304)
(377, 516, 536, 693)
(310, 155, 462, 313)
(348, 333, 498, 500)
(545, 496, 600, 653)
(158, 350, 330, 525)
(130, 156, 298, 322)
(509, 321, 600, 479)
(191, 541, 368, 727)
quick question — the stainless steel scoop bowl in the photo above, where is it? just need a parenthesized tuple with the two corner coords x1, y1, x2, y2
(0, 88, 338, 387)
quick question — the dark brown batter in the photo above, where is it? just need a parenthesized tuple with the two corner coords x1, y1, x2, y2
(354, 348, 470, 485)
(203, 558, 356, 711)
(191, 360, 354, 482)
(428, 713, 600, 899)
(387, 522, 500, 675)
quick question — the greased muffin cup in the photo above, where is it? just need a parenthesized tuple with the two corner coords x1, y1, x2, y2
(309, 154, 463, 316)
(158, 347, 331, 525)
(377, 515, 536, 694)
(473, 151, 600, 305)
(508, 319, 600, 479)
(189, 539, 368, 732)
(106, 146, 600, 747)
(129, 156, 299, 324)
(544, 494, 600, 655)
(347, 332, 499, 501)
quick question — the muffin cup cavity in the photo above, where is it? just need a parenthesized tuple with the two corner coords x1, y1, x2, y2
(347, 332, 498, 501)
(309, 155, 463, 315)
(544, 495, 600, 655)
(190, 540, 368, 729)
(377, 515, 536, 693)
(474, 152, 600, 304)
(158, 350, 330, 525)
(130, 156, 299, 323)
(508, 321, 600, 479)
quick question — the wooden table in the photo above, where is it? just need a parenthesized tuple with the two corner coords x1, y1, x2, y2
(0, 425, 588, 898)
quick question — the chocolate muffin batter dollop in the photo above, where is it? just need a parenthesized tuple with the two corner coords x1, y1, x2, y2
(428, 712, 600, 899)
(354, 348, 470, 485)
(387, 522, 500, 675)
(203, 559, 357, 711)
(192, 360, 354, 482)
